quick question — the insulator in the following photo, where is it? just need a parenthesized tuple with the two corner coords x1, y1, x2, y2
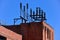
(36, 7, 39, 16)
(39, 7, 41, 15)
(33, 11, 35, 19)
(33, 11, 35, 15)
(23, 6, 25, 12)
(36, 7, 38, 14)
(40, 10, 44, 20)
(30, 8, 32, 15)
(44, 12, 46, 20)
(20, 3, 22, 10)
(26, 3, 28, 9)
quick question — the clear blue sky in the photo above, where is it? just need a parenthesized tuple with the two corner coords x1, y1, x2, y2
(0, 0, 60, 40)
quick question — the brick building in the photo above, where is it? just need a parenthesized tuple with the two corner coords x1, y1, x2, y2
(0, 21, 54, 40)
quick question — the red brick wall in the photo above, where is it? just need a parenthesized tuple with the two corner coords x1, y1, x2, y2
(20, 22, 43, 40)
(0, 26, 22, 40)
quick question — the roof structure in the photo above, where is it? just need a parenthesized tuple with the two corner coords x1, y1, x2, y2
(2, 21, 53, 35)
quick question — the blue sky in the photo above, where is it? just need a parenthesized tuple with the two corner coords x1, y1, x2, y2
(0, 0, 60, 40)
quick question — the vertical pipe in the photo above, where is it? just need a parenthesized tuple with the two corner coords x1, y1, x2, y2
(26, 3, 28, 19)
(30, 8, 32, 17)
(41, 10, 44, 21)
(23, 6, 25, 19)
(30, 8, 32, 22)
(39, 8, 41, 18)
(36, 7, 38, 16)
(36, 7, 38, 19)
(20, 3, 22, 15)
(20, 2, 22, 10)
(26, 3, 28, 9)
(44, 12, 46, 20)
(23, 6, 25, 12)
(20, 2, 22, 20)
(33, 11, 35, 20)
(14, 19, 15, 25)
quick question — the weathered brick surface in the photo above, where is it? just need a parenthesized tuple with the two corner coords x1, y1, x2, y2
(0, 21, 54, 40)
(20, 22, 43, 40)
(0, 26, 22, 40)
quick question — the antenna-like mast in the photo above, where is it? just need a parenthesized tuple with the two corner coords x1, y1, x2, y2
(13, 2, 46, 25)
